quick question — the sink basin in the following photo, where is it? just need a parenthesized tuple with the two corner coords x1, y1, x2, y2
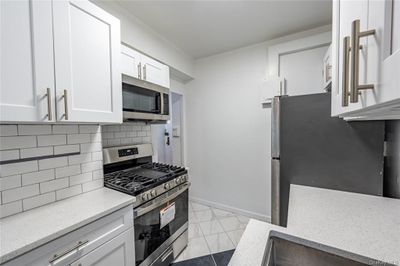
(262, 231, 394, 266)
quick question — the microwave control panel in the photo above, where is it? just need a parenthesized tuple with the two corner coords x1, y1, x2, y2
(118, 148, 139, 157)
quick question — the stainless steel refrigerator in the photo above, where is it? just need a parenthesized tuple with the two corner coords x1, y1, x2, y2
(271, 93, 385, 226)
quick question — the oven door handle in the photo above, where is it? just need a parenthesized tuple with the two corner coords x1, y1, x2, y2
(134, 182, 190, 218)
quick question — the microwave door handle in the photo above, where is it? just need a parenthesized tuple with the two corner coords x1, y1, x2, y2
(160, 93, 164, 115)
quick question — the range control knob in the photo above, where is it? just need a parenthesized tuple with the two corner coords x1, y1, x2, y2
(181, 175, 187, 182)
(175, 178, 181, 184)
(150, 190, 157, 197)
(164, 183, 170, 190)
(141, 193, 148, 201)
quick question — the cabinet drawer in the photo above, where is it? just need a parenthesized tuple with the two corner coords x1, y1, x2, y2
(4, 206, 133, 266)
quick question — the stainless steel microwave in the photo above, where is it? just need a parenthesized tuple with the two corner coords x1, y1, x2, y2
(122, 75, 169, 122)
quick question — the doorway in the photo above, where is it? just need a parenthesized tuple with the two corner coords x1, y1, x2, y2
(151, 92, 184, 166)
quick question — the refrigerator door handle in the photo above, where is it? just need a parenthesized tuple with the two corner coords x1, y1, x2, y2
(271, 97, 280, 159)
(271, 159, 280, 225)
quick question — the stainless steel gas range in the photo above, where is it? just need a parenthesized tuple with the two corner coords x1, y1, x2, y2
(103, 144, 189, 266)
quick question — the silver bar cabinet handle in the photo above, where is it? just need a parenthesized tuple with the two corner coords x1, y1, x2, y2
(143, 64, 147, 80)
(342, 36, 351, 107)
(350, 19, 375, 103)
(63, 89, 69, 120)
(138, 62, 142, 79)
(46, 88, 52, 120)
(49, 240, 89, 263)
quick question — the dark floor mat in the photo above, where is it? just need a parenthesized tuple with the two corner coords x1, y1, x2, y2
(212, 249, 235, 266)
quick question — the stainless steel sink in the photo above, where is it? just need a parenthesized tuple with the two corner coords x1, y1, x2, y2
(262, 231, 394, 266)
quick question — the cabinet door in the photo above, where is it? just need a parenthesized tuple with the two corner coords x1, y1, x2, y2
(70, 228, 134, 266)
(0, 0, 55, 122)
(121, 44, 141, 79)
(142, 55, 170, 88)
(363, 0, 400, 110)
(52, 0, 122, 123)
(331, 0, 368, 116)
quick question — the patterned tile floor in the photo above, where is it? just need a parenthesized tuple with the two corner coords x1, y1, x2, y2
(174, 200, 252, 263)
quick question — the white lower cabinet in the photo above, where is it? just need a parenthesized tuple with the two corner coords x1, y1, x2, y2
(3, 206, 134, 266)
(70, 228, 134, 266)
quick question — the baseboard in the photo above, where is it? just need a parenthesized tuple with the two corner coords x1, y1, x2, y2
(189, 196, 271, 223)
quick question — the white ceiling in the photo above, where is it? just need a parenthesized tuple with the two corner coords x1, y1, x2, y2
(114, 0, 332, 59)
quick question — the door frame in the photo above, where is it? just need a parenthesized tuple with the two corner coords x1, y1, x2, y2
(170, 92, 185, 166)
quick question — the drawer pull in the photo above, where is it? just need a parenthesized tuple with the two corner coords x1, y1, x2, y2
(49, 240, 89, 264)
(342, 36, 351, 107)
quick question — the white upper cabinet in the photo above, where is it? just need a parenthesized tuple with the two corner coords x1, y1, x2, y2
(121, 44, 170, 88)
(0, 0, 122, 123)
(332, 0, 400, 120)
(53, 0, 121, 123)
(121, 44, 141, 79)
(0, 0, 55, 122)
(141, 55, 170, 88)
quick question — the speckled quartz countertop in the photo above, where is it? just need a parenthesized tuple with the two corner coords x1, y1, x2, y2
(0, 188, 135, 264)
(230, 185, 400, 266)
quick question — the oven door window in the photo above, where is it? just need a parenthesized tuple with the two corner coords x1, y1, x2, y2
(123, 83, 161, 114)
(134, 189, 188, 266)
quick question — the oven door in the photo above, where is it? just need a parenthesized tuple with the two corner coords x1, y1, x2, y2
(134, 183, 189, 266)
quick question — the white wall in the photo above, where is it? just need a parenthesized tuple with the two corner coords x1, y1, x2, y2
(185, 26, 331, 221)
(92, 0, 195, 79)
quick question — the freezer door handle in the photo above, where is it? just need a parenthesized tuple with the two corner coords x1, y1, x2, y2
(271, 159, 280, 225)
(271, 97, 280, 158)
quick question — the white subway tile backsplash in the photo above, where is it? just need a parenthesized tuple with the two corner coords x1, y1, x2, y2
(70, 172, 92, 186)
(67, 134, 91, 144)
(0, 201, 22, 218)
(38, 135, 66, 146)
(52, 125, 79, 134)
(82, 179, 103, 192)
(102, 132, 114, 139)
(55, 165, 81, 178)
(114, 132, 126, 138)
(137, 131, 147, 137)
(79, 125, 100, 134)
(90, 132, 102, 143)
(56, 185, 82, 200)
(92, 169, 103, 180)
(0, 124, 105, 217)
(107, 125, 121, 132)
(20, 146, 53, 159)
(80, 142, 102, 153)
(143, 137, 151, 143)
(18, 125, 51, 135)
(107, 139, 121, 146)
(54, 144, 80, 155)
(0, 125, 18, 136)
(0, 149, 20, 161)
(81, 161, 102, 173)
(40, 178, 69, 193)
(0, 136, 37, 149)
(23, 192, 55, 211)
(2, 184, 39, 203)
(126, 132, 137, 137)
(68, 153, 92, 165)
(91, 151, 103, 161)
(0, 175, 21, 191)
(39, 157, 68, 170)
(0, 161, 38, 177)
(22, 169, 55, 186)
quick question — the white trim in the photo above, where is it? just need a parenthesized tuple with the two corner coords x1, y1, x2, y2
(267, 31, 332, 95)
(190, 196, 271, 223)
